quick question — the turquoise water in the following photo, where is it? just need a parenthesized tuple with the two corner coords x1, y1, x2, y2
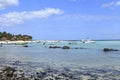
(0, 41, 120, 67)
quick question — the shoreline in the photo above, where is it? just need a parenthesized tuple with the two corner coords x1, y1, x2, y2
(0, 40, 120, 44)
(0, 41, 34, 44)
(0, 58, 120, 80)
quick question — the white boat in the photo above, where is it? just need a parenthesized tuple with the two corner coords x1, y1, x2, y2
(81, 39, 95, 43)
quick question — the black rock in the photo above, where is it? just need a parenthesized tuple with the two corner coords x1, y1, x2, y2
(13, 60, 21, 65)
(103, 48, 119, 52)
(49, 46, 62, 48)
(62, 46, 70, 49)
(2, 66, 16, 73)
(23, 45, 28, 47)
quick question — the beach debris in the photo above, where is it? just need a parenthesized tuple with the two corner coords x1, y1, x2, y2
(103, 48, 119, 52)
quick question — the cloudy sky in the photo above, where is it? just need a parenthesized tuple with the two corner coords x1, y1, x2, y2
(0, 0, 120, 40)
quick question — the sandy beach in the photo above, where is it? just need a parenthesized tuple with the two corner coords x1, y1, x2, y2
(0, 41, 35, 45)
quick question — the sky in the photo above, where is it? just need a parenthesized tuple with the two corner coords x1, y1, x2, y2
(0, 0, 120, 40)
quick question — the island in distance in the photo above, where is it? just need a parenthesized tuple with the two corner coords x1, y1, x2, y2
(0, 31, 32, 41)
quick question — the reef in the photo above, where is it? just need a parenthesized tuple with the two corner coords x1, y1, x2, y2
(0, 58, 120, 80)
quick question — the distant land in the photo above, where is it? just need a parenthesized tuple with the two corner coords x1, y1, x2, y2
(0, 31, 32, 41)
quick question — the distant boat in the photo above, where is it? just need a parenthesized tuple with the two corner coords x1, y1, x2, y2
(81, 39, 95, 43)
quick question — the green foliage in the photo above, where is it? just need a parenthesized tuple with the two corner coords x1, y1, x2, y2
(0, 31, 32, 41)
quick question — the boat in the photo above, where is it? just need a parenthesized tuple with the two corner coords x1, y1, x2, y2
(81, 39, 95, 43)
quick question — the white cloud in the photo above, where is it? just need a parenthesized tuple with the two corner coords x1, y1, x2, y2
(116, 1, 120, 6)
(0, 8, 63, 26)
(102, 1, 120, 9)
(53, 14, 120, 22)
(102, 1, 114, 8)
(0, 0, 19, 9)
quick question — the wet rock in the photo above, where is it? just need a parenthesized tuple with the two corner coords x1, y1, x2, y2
(23, 45, 28, 47)
(0, 66, 16, 78)
(62, 46, 70, 49)
(38, 71, 46, 78)
(49, 46, 62, 49)
(43, 42, 46, 45)
(0, 66, 31, 80)
(103, 48, 119, 52)
(1, 60, 120, 80)
(2, 66, 16, 73)
(12, 61, 21, 65)
(63, 67, 71, 72)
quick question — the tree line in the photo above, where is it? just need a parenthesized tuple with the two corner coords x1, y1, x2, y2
(0, 31, 32, 41)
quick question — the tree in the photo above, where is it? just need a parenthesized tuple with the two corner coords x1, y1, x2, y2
(0, 31, 32, 41)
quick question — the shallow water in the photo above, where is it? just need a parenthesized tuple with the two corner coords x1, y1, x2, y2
(0, 41, 120, 68)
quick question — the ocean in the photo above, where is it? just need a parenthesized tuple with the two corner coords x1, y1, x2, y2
(0, 40, 120, 68)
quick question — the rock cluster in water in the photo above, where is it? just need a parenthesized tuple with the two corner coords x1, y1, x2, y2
(49, 46, 88, 50)
(23, 45, 28, 47)
(49, 46, 62, 49)
(62, 46, 70, 49)
(49, 46, 70, 49)
(103, 48, 119, 52)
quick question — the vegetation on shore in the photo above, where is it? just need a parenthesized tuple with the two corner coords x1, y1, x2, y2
(0, 31, 32, 41)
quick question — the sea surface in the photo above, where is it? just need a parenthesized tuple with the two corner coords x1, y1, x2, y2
(0, 40, 120, 68)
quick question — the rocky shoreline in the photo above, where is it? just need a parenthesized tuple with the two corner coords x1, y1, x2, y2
(0, 58, 120, 80)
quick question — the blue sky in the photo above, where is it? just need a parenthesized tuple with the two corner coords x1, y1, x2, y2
(0, 0, 120, 40)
